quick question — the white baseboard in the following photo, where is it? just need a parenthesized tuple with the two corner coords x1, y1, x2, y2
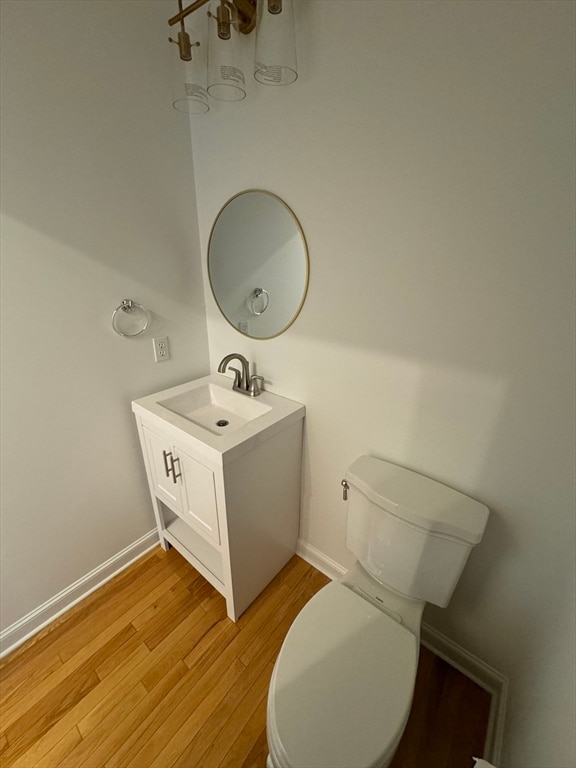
(296, 539, 347, 580)
(296, 538, 507, 765)
(0, 529, 159, 659)
(420, 623, 507, 765)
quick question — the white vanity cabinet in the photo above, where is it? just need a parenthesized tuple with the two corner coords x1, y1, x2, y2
(132, 374, 305, 621)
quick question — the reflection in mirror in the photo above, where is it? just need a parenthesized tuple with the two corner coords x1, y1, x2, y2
(208, 191, 309, 339)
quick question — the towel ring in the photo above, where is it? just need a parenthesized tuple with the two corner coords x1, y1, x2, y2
(248, 288, 270, 316)
(112, 299, 149, 337)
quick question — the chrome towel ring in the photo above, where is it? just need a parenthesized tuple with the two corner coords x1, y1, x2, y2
(112, 299, 149, 337)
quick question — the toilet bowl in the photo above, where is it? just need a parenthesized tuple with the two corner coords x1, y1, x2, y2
(266, 579, 420, 768)
(266, 456, 490, 768)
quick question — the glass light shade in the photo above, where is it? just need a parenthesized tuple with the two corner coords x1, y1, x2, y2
(172, 55, 209, 114)
(207, 4, 247, 102)
(254, 0, 297, 86)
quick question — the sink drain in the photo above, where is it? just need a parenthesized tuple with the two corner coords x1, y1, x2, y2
(216, 419, 230, 427)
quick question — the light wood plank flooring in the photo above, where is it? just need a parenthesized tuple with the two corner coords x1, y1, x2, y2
(0, 547, 491, 768)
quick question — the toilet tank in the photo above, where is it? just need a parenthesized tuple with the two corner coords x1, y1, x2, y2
(345, 456, 489, 608)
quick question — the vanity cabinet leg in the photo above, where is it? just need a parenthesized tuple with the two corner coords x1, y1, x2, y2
(225, 597, 238, 622)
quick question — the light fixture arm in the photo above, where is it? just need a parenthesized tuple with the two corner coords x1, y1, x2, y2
(169, 0, 203, 61)
(168, 0, 211, 28)
(169, 0, 257, 37)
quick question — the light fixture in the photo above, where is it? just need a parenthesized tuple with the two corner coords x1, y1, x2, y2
(255, 0, 298, 86)
(169, 0, 209, 112)
(168, 0, 297, 110)
(207, 0, 247, 101)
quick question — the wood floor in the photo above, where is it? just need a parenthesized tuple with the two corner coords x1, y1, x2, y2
(0, 547, 491, 768)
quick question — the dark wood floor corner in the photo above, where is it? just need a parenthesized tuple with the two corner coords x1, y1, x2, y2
(0, 548, 491, 768)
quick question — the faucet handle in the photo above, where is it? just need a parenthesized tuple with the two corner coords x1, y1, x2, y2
(249, 375, 264, 397)
(228, 366, 243, 390)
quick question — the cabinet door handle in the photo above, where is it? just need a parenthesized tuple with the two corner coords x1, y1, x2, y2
(162, 450, 173, 478)
(171, 456, 182, 483)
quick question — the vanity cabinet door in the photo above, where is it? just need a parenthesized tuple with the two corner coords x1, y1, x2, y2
(143, 426, 182, 511)
(143, 425, 220, 546)
(178, 449, 220, 546)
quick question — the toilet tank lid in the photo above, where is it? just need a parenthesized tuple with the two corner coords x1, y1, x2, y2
(346, 456, 489, 544)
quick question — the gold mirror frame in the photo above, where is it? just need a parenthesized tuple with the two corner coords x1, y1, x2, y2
(208, 190, 309, 340)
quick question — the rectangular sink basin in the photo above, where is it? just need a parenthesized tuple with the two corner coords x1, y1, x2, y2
(132, 373, 305, 462)
(159, 383, 271, 435)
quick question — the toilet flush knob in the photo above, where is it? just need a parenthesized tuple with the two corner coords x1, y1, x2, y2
(341, 479, 349, 501)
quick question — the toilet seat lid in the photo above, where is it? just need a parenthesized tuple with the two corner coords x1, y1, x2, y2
(268, 582, 419, 768)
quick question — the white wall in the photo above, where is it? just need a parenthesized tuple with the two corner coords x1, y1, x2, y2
(0, 1, 209, 630)
(190, 2, 575, 766)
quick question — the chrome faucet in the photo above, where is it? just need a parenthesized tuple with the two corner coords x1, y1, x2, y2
(217, 353, 264, 397)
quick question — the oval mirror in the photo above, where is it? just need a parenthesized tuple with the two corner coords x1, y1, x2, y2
(208, 190, 309, 339)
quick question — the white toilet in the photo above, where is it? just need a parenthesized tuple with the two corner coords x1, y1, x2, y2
(266, 455, 489, 768)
